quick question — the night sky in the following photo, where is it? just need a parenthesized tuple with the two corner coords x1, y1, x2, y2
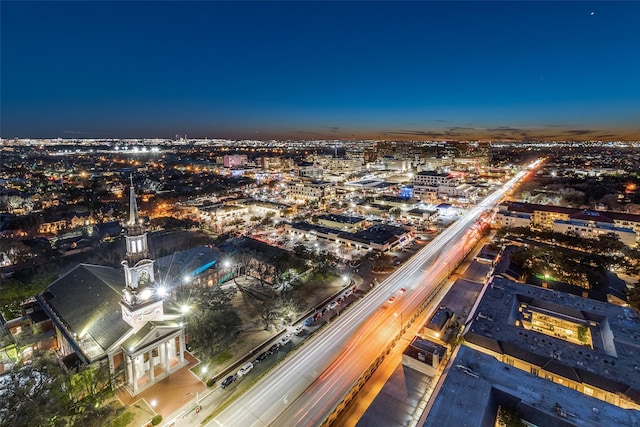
(2, 1, 639, 141)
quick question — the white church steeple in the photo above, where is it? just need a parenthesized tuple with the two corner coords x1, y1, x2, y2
(120, 177, 163, 330)
(124, 175, 150, 265)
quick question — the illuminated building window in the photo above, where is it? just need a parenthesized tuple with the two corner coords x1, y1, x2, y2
(584, 386, 594, 396)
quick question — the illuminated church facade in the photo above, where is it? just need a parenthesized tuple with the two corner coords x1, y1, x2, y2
(36, 179, 186, 395)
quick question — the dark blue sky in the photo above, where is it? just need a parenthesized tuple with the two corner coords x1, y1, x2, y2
(2, 1, 639, 140)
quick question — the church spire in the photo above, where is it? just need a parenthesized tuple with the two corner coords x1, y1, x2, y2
(121, 175, 157, 311)
(123, 176, 150, 267)
(128, 174, 139, 226)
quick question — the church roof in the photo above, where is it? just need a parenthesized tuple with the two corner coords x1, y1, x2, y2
(155, 245, 221, 287)
(38, 263, 132, 361)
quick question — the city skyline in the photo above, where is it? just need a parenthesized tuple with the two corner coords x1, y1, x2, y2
(2, 1, 640, 141)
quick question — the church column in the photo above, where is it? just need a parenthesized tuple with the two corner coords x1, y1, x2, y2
(164, 340, 171, 372)
(179, 334, 185, 364)
(158, 341, 165, 371)
(131, 356, 139, 393)
(126, 356, 133, 389)
(148, 350, 155, 382)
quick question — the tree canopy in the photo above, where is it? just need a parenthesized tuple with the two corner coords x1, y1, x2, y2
(0, 353, 119, 427)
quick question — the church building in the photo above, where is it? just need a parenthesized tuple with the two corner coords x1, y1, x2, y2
(36, 179, 186, 395)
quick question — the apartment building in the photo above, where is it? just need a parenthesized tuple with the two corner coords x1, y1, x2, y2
(495, 202, 639, 246)
(463, 277, 640, 410)
(286, 180, 336, 203)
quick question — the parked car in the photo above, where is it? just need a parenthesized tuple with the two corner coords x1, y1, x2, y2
(237, 362, 253, 377)
(293, 325, 304, 335)
(255, 351, 268, 362)
(280, 334, 292, 345)
(329, 301, 338, 310)
(221, 375, 236, 389)
(267, 343, 280, 355)
(304, 317, 314, 326)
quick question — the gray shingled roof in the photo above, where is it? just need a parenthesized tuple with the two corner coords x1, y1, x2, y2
(40, 264, 131, 356)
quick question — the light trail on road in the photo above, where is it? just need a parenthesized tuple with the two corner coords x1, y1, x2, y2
(208, 160, 539, 427)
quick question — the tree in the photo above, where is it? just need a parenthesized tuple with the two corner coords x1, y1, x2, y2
(187, 308, 242, 358)
(272, 268, 302, 294)
(600, 193, 621, 210)
(176, 283, 235, 312)
(497, 405, 525, 427)
(258, 295, 305, 330)
(628, 284, 640, 316)
(275, 296, 305, 321)
(66, 363, 114, 409)
(293, 244, 308, 258)
(1, 273, 56, 319)
(577, 325, 588, 343)
(595, 233, 624, 254)
(62, 363, 119, 425)
(1, 195, 25, 214)
(176, 285, 242, 358)
(0, 352, 122, 427)
(260, 217, 272, 226)
(259, 300, 280, 331)
(0, 353, 67, 427)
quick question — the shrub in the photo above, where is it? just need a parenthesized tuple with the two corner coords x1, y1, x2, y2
(207, 377, 216, 387)
(151, 414, 162, 425)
